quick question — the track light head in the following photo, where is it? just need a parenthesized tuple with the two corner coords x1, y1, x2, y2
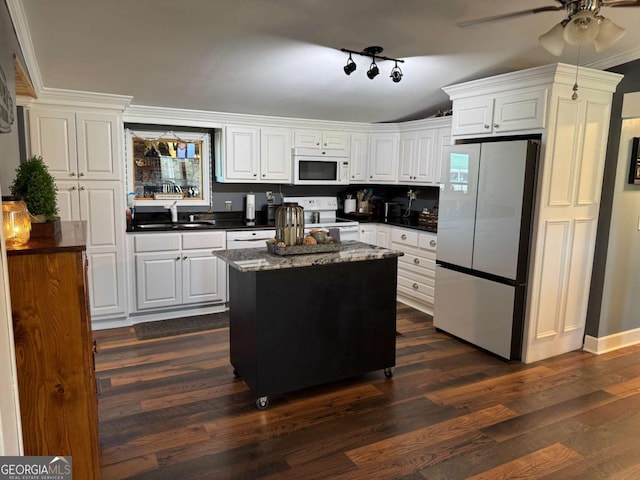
(390, 62, 403, 83)
(367, 62, 379, 79)
(343, 54, 357, 75)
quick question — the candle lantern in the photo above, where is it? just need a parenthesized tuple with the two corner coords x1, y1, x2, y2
(275, 202, 304, 246)
(2, 197, 31, 246)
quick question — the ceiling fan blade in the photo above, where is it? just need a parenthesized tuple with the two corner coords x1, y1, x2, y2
(602, 0, 640, 6)
(457, 5, 565, 28)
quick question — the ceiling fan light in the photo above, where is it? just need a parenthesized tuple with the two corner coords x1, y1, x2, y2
(594, 17, 626, 52)
(539, 22, 565, 56)
(563, 10, 600, 45)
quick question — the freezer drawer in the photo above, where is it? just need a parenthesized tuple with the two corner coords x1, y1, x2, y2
(434, 266, 523, 360)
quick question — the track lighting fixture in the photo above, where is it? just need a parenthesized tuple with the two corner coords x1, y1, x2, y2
(343, 54, 356, 75)
(340, 46, 405, 82)
(367, 61, 379, 79)
(390, 61, 403, 83)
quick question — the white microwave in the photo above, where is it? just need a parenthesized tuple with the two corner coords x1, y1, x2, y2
(292, 148, 350, 185)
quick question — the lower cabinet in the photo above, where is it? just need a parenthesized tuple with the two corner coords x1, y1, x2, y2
(132, 231, 227, 311)
(390, 226, 437, 315)
(359, 224, 377, 245)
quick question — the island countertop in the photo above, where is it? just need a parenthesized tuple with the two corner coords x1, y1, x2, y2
(215, 240, 403, 272)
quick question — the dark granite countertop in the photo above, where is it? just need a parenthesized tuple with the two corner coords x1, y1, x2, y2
(339, 212, 437, 234)
(127, 211, 275, 233)
(216, 240, 403, 272)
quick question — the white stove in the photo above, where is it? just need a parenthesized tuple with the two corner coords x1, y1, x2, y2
(283, 196, 360, 241)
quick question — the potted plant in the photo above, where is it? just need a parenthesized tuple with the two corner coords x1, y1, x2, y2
(10, 155, 59, 236)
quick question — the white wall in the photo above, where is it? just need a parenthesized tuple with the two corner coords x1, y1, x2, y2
(597, 94, 640, 337)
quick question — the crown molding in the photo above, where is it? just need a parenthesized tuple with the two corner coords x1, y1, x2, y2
(584, 46, 640, 71)
(6, 0, 43, 95)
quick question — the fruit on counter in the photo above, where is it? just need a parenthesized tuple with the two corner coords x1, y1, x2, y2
(303, 235, 317, 245)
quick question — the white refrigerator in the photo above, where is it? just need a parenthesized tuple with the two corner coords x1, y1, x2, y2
(434, 139, 539, 360)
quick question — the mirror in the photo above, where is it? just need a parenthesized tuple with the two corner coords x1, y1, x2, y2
(126, 129, 211, 206)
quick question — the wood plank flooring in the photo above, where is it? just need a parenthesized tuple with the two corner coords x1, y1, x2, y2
(94, 303, 640, 479)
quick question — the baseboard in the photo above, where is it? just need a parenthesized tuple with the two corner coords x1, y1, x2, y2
(129, 303, 228, 325)
(92, 316, 132, 331)
(397, 296, 433, 317)
(583, 327, 640, 354)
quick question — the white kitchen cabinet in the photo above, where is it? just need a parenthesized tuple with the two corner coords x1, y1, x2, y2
(390, 226, 437, 316)
(260, 127, 292, 182)
(375, 225, 391, 248)
(443, 63, 622, 363)
(27, 105, 127, 320)
(435, 126, 452, 184)
(218, 125, 292, 183)
(29, 108, 121, 181)
(221, 125, 261, 182)
(133, 231, 226, 311)
(446, 88, 547, 138)
(293, 128, 349, 150)
(368, 132, 398, 183)
(349, 132, 368, 183)
(359, 224, 377, 245)
(398, 129, 436, 184)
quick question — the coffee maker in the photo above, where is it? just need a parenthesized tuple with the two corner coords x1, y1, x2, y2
(263, 190, 278, 224)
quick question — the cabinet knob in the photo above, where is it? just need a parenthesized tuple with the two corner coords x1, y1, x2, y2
(175, 257, 181, 261)
(183, 256, 187, 260)
(412, 283, 419, 290)
(401, 234, 407, 240)
(262, 174, 266, 177)
(430, 240, 436, 247)
(71, 185, 77, 191)
(70, 172, 76, 177)
(316, 142, 320, 146)
(484, 124, 490, 129)
(253, 173, 257, 177)
(80, 186, 86, 191)
(493, 124, 499, 129)
(79, 172, 85, 177)
(370, 175, 373, 179)
(413, 258, 420, 265)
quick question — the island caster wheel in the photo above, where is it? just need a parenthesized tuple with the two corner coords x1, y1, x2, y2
(256, 396, 269, 410)
(384, 367, 394, 378)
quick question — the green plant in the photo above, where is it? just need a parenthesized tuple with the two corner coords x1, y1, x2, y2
(10, 155, 58, 221)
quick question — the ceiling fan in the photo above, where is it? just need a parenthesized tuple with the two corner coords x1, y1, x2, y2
(458, 0, 640, 55)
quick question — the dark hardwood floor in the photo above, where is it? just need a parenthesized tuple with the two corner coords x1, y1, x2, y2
(94, 304, 640, 479)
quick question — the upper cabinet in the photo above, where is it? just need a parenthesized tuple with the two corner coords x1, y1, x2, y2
(293, 128, 349, 151)
(29, 108, 121, 181)
(445, 84, 548, 138)
(216, 125, 292, 184)
(398, 129, 436, 184)
(349, 132, 368, 183)
(126, 128, 211, 206)
(368, 132, 399, 183)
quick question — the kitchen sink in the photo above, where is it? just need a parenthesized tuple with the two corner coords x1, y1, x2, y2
(135, 223, 173, 229)
(134, 221, 217, 230)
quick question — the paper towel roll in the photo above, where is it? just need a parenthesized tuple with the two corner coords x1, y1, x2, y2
(246, 193, 255, 221)
(344, 199, 356, 214)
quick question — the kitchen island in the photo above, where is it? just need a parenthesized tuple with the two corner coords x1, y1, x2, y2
(216, 241, 402, 408)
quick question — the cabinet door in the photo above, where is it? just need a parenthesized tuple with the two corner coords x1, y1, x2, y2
(75, 112, 121, 180)
(260, 127, 292, 182)
(55, 180, 82, 221)
(80, 180, 127, 317)
(451, 97, 494, 137)
(349, 132, 368, 182)
(224, 126, 260, 181)
(359, 224, 377, 245)
(434, 126, 452, 184)
(293, 129, 322, 149)
(493, 89, 547, 134)
(322, 130, 349, 150)
(368, 133, 398, 183)
(414, 129, 436, 183)
(135, 252, 182, 310)
(397, 132, 416, 183)
(28, 108, 78, 180)
(183, 251, 226, 304)
(376, 225, 391, 248)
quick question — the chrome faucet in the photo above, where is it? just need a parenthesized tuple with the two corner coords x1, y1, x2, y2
(166, 201, 178, 223)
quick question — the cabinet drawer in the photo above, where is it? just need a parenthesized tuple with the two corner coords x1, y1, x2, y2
(134, 233, 181, 252)
(182, 231, 226, 250)
(398, 252, 435, 277)
(397, 273, 434, 304)
(418, 233, 437, 252)
(391, 228, 418, 248)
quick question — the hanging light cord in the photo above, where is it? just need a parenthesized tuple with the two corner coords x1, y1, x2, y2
(572, 46, 581, 101)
